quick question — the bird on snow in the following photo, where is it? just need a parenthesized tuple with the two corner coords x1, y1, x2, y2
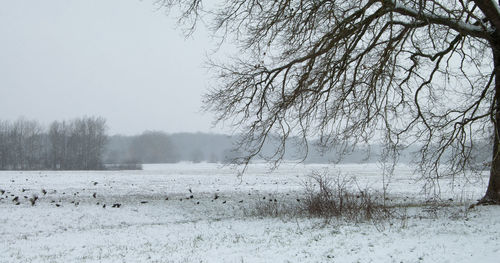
(29, 195, 38, 206)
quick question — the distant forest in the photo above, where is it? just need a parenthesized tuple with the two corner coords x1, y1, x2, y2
(0, 117, 490, 170)
(104, 132, 236, 164)
(104, 131, 415, 165)
(0, 117, 107, 170)
(105, 131, 491, 166)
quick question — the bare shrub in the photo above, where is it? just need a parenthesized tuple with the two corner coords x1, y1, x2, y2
(248, 170, 393, 222)
(303, 171, 392, 222)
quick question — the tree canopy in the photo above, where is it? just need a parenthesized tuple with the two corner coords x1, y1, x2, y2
(162, 0, 500, 204)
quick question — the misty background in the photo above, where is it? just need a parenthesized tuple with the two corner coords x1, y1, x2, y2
(0, 0, 414, 169)
(0, 1, 491, 169)
(0, 0, 226, 135)
(0, 116, 443, 169)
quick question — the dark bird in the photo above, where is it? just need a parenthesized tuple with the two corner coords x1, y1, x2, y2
(188, 188, 192, 193)
(214, 193, 219, 200)
(112, 203, 121, 208)
(29, 195, 38, 206)
(55, 204, 61, 207)
(263, 196, 266, 200)
(0, 189, 5, 195)
(222, 200, 226, 204)
(165, 197, 169, 200)
(189, 195, 194, 199)
(12, 196, 19, 202)
(41, 189, 47, 195)
(140, 201, 148, 204)
(196, 201, 200, 205)
(92, 193, 96, 198)
(102, 204, 106, 208)
(296, 199, 300, 202)
(93, 182, 98, 186)
(21, 188, 26, 192)
(239, 200, 243, 203)
(15, 202, 20, 206)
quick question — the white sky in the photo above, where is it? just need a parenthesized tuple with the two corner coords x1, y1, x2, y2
(0, 0, 226, 135)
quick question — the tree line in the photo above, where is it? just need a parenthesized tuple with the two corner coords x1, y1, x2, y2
(104, 131, 235, 164)
(0, 117, 107, 170)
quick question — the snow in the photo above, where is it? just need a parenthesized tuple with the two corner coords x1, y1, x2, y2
(390, 0, 489, 34)
(0, 163, 499, 262)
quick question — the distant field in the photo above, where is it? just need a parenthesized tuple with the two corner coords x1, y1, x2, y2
(1, 163, 499, 262)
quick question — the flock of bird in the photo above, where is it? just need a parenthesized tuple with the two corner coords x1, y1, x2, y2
(1, 181, 298, 209)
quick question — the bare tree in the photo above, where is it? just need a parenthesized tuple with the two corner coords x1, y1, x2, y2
(66, 117, 107, 170)
(0, 121, 11, 170)
(0, 117, 107, 170)
(161, 0, 500, 204)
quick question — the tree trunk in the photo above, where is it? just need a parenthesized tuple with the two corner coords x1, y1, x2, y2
(481, 39, 500, 204)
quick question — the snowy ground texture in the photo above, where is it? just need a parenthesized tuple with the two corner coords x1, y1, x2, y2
(1, 163, 499, 262)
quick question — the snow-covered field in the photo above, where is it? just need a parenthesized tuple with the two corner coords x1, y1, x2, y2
(1, 163, 499, 262)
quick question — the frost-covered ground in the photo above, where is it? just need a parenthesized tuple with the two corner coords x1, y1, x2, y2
(1, 163, 499, 262)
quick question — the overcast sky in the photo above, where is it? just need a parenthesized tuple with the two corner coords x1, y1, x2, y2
(0, 0, 226, 135)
